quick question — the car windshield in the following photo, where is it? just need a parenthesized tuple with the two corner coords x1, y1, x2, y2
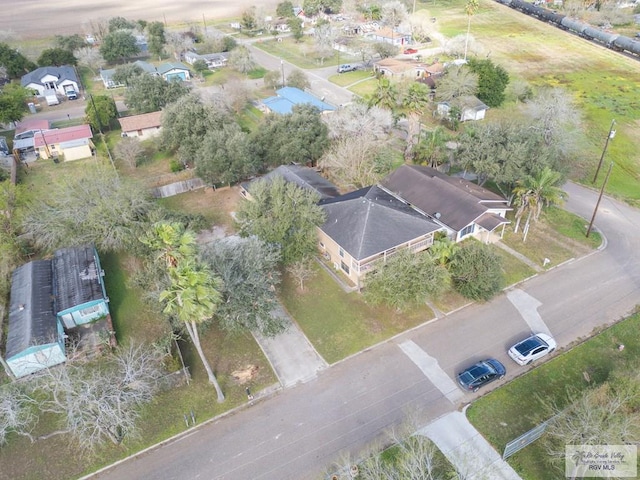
(516, 338, 545, 355)
(459, 371, 475, 384)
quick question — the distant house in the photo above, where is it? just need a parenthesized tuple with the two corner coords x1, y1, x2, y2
(21, 65, 79, 97)
(380, 165, 510, 243)
(33, 124, 94, 161)
(366, 27, 412, 46)
(183, 51, 229, 69)
(156, 62, 191, 81)
(261, 87, 335, 115)
(318, 185, 442, 286)
(100, 60, 191, 88)
(373, 58, 428, 79)
(240, 164, 341, 200)
(119, 111, 163, 139)
(4, 245, 111, 378)
(437, 96, 489, 122)
(99, 68, 125, 89)
(5, 261, 66, 378)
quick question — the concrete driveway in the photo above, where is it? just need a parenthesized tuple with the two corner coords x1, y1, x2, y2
(253, 304, 327, 388)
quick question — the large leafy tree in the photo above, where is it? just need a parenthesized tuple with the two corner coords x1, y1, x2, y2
(37, 48, 77, 67)
(100, 30, 140, 63)
(251, 104, 329, 167)
(21, 166, 154, 252)
(161, 94, 229, 164)
(467, 57, 509, 108)
(195, 123, 257, 186)
(435, 65, 478, 102)
(277, 1, 295, 17)
(112, 63, 143, 86)
(449, 240, 502, 301)
(54, 34, 87, 52)
(364, 250, 450, 311)
(201, 237, 286, 336)
(85, 94, 118, 131)
(228, 45, 256, 75)
(0, 83, 29, 124)
(455, 120, 561, 201)
(124, 74, 189, 113)
(303, 0, 342, 15)
(147, 21, 166, 59)
(0, 43, 36, 78)
(236, 176, 326, 265)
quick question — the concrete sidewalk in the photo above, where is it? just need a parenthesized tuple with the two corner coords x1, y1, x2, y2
(253, 303, 328, 388)
(419, 411, 522, 480)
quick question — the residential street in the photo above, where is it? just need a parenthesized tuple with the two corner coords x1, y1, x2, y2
(90, 182, 640, 479)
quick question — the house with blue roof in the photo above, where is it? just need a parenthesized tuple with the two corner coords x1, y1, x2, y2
(262, 87, 335, 115)
(3, 245, 111, 378)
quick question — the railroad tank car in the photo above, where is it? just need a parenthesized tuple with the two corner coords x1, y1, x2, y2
(560, 17, 589, 35)
(582, 27, 619, 46)
(613, 35, 640, 56)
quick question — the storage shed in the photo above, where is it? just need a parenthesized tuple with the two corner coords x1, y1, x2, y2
(5, 261, 66, 378)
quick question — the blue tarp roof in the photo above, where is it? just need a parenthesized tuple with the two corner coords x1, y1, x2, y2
(263, 87, 335, 115)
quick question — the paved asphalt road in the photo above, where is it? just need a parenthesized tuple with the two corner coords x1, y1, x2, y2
(91, 182, 640, 479)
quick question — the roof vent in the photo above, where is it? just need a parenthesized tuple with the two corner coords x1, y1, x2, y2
(18, 304, 25, 311)
(435, 212, 441, 219)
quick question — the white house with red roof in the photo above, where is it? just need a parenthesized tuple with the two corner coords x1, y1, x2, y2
(33, 125, 94, 161)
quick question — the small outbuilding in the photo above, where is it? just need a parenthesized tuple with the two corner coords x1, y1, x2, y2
(119, 111, 163, 139)
(5, 261, 66, 378)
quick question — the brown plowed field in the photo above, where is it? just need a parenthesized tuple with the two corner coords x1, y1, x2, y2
(1, 0, 279, 39)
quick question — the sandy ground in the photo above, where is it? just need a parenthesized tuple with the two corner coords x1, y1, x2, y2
(0, 0, 280, 39)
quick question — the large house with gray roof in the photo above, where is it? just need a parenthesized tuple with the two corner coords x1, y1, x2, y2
(317, 165, 510, 285)
(21, 65, 79, 97)
(318, 185, 442, 285)
(4, 245, 110, 378)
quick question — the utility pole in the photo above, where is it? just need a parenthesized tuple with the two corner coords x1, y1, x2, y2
(280, 59, 285, 87)
(203, 13, 207, 34)
(592, 119, 616, 184)
(586, 162, 613, 238)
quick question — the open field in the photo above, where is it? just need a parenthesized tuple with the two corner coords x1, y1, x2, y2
(0, 0, 280, 39)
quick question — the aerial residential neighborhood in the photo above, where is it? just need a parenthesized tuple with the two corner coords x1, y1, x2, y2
(0, 0, 640, 479)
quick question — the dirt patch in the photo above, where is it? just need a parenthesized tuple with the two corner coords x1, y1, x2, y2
(231, 364, 259, 384)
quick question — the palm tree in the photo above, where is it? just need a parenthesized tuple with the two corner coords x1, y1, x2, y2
(140, 221, 197, 268)
(464, 0, 479, 61)
(160, 261, 226, 402)
(368, 78, 399, 111)
(401, 82, 430, 161)
(513, 167, 565, 242)
(428, 237, 460, 266)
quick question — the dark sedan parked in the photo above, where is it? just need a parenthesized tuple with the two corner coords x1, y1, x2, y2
(457, 359, 506, 392)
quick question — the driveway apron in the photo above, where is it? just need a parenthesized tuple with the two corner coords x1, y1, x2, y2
(253, 303, 328, 388)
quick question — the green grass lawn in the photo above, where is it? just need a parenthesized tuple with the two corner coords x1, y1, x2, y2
(279, 262, 433, 363)
(348, 78, 378, 97)
(467, 312, 640, 480)
(329, 70, 374, 87)
(501, 208, 599, 269)
(255, 37, 359, 70)
(491, 246, 537, 287)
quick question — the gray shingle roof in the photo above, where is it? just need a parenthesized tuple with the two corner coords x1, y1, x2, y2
(5, 261, 58, 359)
(380, 165, 508, 232)
(53, 245, 105, 313)
(320, 185, 440, 261)
(21, 65, 78, 88)
(245, 165, 340, 200)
